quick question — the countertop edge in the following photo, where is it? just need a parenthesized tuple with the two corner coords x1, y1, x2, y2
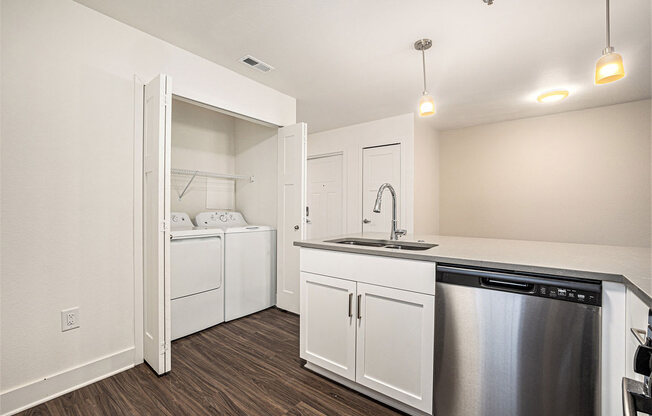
(294, 240, 652, 306)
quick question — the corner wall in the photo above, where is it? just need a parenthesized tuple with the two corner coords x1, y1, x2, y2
(438, 100, 651, 247)
(234, 120, 278, 227)
(171, 99, 236, 218)
(413, 116, 439, 234)
(0, 1, 295, 414)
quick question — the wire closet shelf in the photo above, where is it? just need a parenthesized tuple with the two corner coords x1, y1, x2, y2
(171, 168, 254, 200)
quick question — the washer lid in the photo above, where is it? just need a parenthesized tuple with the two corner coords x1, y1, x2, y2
(224, 225, 275, 234)
(171, 228, 225, 239)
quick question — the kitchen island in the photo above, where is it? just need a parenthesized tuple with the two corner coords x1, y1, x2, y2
(295, 233, 652, 416)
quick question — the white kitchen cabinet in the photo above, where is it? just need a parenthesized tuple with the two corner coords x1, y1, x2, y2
(355, 283, 434, 413)
(299, 249, 436, 416)
(300, 272, 357, 380)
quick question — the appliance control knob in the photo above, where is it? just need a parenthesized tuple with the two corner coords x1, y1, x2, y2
(634, 344, 652, 377)
(219, 214, 227, 222)
(171, 215, 178, 222)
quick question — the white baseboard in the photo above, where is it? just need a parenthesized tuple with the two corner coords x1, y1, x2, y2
(0, 347, 135, 416)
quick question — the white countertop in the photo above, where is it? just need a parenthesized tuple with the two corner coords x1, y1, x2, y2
(295, 232, 652, 305)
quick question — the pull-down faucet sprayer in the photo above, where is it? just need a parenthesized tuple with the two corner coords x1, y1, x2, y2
(373, 183, 407, 241)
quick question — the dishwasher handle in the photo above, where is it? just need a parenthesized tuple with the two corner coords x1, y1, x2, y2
(437, 265, 602, 293)
(481, 277, 535, 293)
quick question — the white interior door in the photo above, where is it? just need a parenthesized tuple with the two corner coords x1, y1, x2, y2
(143, 74, 172, 375)
(362, 144, 401, 234)
(300, 272, 357, 381)
(276, 122, 307, 314)
(307, 154, 343, 239)
(355, 282, 434, 414)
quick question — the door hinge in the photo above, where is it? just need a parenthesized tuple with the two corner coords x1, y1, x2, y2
(160, 220, 170, 232)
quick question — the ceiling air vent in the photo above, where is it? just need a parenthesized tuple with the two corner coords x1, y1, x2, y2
(239, 55, 274, 73)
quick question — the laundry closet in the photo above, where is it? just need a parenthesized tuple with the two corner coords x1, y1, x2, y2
(142, 75, 306, 375)
(169, 97, 279, 340)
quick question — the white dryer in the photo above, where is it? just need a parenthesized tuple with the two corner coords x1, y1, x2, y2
(195, 211, 276, 321)
(170, 212, 224, 340)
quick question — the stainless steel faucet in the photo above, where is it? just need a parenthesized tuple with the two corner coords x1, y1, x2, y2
(372, 183, 407, 240)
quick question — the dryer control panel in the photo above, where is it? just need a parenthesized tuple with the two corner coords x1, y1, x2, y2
(170, 212, 193, 230)
(195, 211, 247, 227)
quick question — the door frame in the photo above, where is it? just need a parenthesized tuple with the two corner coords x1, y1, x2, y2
(133, 75, 145, 364)
(361, 143, 404, 234)
(133, 75, 293, 366)
(306, 151, 346, 239)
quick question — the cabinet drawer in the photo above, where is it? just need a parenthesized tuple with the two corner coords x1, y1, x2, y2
(300, 248, 436, 295)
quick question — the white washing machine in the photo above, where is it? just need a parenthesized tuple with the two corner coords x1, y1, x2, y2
(170, 212, 224, 340)
(195, 211, 276, 321)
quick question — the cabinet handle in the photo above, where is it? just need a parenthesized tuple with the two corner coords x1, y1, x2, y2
(357, 294, 362, 319)
(348, 293, 353, 317)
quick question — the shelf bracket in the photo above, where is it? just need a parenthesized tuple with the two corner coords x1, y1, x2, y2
(178, 170, 198, 200)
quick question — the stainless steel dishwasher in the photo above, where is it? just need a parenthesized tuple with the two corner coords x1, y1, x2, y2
(434, 265, 601, 416)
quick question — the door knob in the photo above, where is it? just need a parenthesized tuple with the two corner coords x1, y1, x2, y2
(294, 225, 300, 230)
(363, 219, 371, 224)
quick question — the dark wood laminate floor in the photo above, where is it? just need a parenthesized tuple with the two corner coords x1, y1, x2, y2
(19, 308, 403, 416)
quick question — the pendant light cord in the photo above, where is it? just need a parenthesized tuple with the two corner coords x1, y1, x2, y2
(421, 49, 427, 94)
(605, 0, 610, 48)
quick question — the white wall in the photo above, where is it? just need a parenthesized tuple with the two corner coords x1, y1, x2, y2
(234, 119, 278, 227)
(414, 116, 439, 234)
(0, 0, 295, 414)
(171, 99, 236, 218)
(439, 100, 651, 247)
(308, 114, 415, 234)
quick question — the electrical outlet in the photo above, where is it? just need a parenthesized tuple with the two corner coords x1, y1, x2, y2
(61, 307, 80, 332)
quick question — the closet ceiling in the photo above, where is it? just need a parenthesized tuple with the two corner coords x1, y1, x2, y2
(75, 0, 650, 132)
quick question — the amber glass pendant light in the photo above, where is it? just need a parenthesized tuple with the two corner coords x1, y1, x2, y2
(595, 0, 625, 84)
(415, 39, 436, 117)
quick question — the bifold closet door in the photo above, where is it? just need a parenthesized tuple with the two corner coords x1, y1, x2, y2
(143, 74, 172, 375)
(276, 122, 307, 314)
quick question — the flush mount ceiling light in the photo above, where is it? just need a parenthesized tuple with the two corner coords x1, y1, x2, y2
(595, 0, 625, 84)
(537, 90, 569, 103)
(415, 39, 435, 117)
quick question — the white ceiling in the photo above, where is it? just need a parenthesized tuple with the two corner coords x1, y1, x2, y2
(75, 0, 650, 133)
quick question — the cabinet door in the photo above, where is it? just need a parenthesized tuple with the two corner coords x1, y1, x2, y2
(300, 272, 357, 380)
(356, 283, 434, 414)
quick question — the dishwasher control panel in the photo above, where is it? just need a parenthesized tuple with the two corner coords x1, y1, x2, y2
(437, 265, 602, 307)
(536, 284, 600, 306)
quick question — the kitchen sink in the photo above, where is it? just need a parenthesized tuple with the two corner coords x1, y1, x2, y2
(326, 238, 437, 251)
